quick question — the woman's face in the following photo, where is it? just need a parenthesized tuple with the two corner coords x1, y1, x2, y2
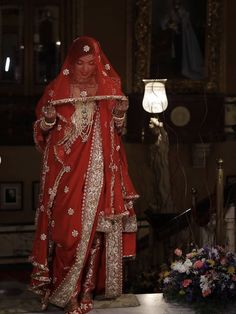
(74, 54, 96, 82)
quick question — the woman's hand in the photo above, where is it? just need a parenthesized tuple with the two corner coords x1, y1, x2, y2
(112, 97, 128, 134)
(114, 97, 129, 113)
(113, 97, 129, 117)
(40, 103, 57, 132)
(42, 103, 57, 123)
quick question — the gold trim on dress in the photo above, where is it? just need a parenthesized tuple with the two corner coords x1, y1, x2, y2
(105, 219, 123, 298)
(50, 95, 127, 106)
(49, 112, 104, 307)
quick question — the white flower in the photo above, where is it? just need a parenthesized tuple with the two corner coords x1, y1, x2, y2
(200, 275, 211, 291)
(210, 247, 219, 259)
(40, 233, 47, 241)
(57, 124, 62, 131)
(64, 186, 69, 193)
(171, 261, 186, 273)
(68, 208, 74, 215)
(49, 89, 54, 97)
(63, 68, 70, 75)
(163, 277, 171, 284)
(183, 258, 193, 274)
(72, 229, 78, 237)
(197, 248, 204, 254)
(105, 63, 111, 70)
(80, 90, 87, 97)
(116, 145, 120, 151)
(184, 258, 193, 267)
(83, 45, 90, 52)
(51, 220, 55, 227)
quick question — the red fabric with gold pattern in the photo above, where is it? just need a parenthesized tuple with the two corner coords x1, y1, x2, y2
(29, 36, 138, 305)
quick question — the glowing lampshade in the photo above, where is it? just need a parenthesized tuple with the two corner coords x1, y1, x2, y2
(142, 79, 168, 113)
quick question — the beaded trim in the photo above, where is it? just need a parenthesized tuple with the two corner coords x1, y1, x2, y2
(50, 95, 127, 106)
(105, 218, 123, 298)
(70, 101, 96, 143)
(49, 112, 104, 307)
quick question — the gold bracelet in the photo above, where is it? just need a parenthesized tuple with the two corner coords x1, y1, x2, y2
(113, 113, 126, 120)
(44, 119, 56, 127)
(40, 118, 56, 131)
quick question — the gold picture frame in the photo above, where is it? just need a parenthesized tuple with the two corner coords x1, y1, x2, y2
(133, 0, 224, 93)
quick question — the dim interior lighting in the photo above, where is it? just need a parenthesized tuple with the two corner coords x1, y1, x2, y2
(56, 41, 61, 46)
(5, 57, 11, 72)
(142, 79, 168, 113)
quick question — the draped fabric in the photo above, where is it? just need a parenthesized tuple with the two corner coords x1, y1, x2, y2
(29, 36, 138, 309)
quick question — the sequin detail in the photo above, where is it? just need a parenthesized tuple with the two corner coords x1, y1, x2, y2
(63, 69, 70, 75)
(83, 45, 90, 52)
(104, 63, 110, 70)
(105, 219, 123, 298)
(64, 186, 69, 193)
(72, 230, 79, 237)
(80, 91, 87, 97)
(68, 208, 74, 215)
(40, 234, 47, 241)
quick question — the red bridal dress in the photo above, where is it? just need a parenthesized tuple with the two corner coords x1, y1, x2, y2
(29, 36, 139, 311)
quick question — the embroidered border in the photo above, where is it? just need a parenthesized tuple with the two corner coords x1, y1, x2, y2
(96, 213, 137, 233)
(105, 219, 123, 298)
(109, 119, 115, 214)
(51, 95, 126, 106)
(49, 112, 104, 307)
(122, 215, 137, 233)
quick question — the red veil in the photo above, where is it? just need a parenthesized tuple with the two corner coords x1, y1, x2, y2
(30, 36, 138, 308)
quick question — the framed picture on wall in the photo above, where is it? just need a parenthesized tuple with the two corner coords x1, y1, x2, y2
(0, 182, 23, 210)
(32, 181, 40, 210)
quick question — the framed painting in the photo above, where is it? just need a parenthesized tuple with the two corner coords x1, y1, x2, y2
(133, 0, 224, 93)
(0, 182, 23, 210)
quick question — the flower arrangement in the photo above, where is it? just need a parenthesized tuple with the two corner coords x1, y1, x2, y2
(159, 246, 236, 305)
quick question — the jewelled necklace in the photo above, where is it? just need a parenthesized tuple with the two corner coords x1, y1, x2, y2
(71, 101, 96, 142)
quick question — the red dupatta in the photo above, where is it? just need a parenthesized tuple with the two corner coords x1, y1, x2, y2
(30, 36, 138, 306)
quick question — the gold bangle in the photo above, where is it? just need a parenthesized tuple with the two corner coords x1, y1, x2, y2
(40, 118, 56, 131)
(44, 119, 56, 127)
(113, 113, 126, 120)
